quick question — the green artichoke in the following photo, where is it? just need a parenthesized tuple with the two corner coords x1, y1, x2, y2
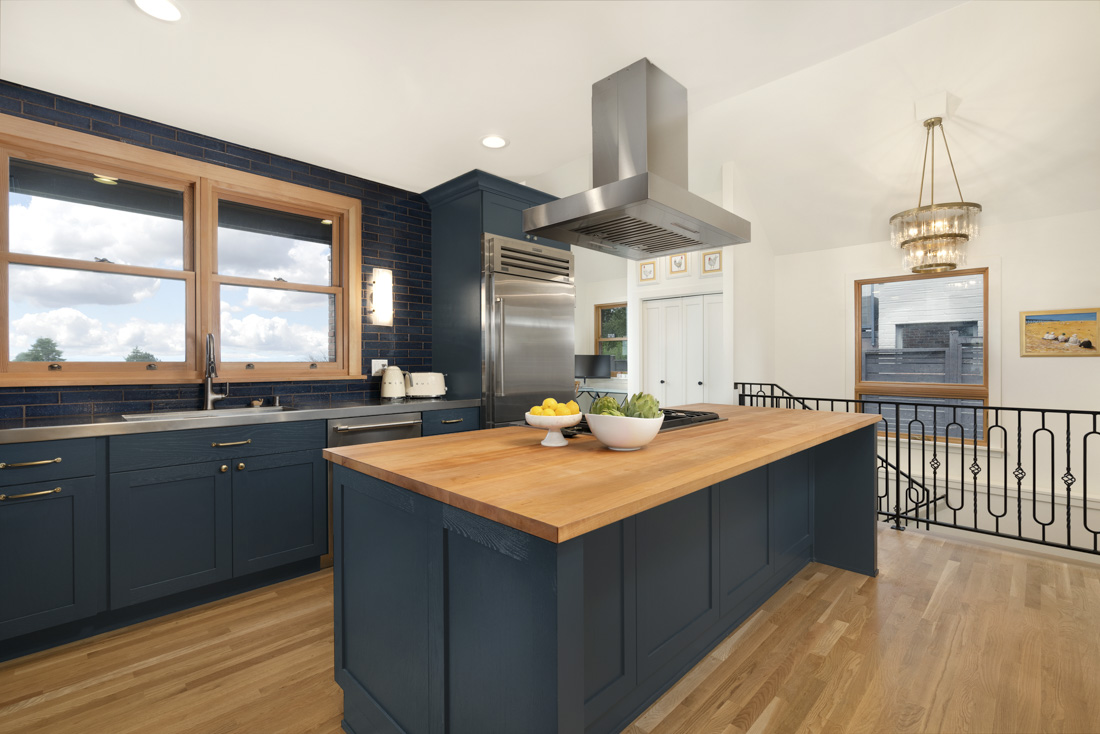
(623, 392, 661, 419)
(590, 396, 625, 415)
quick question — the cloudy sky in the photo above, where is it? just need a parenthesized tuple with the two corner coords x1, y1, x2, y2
(8, 193, 333, 362)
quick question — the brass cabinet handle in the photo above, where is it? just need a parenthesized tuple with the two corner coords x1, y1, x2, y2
(220, 465, 229, 473)
(441, 419, 464, 424)
(0, 457, 62, 469)
(237, 463, 246, 471)
(0, 487, 61, 501)
(211, 439, 252, 448)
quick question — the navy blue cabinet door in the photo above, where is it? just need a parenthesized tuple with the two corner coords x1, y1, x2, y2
(0, 477, 98, 641)
(483, 192, 568, 250)
(232, 450, 326, 576)
(421, 407, 480, 436)
(718, 467, 772, 617)
(770, 451, 813, 571)
(109, 463, 232, 609)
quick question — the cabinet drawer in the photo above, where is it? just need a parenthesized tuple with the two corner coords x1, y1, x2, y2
(422, 407, 480, 436)
(0, 438, 96, 487)
(0, 476, 98, 641)
(110, 420, 326, 472)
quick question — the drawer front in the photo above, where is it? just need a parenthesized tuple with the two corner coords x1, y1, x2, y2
(422, 407, 480, 436)
(0, 438, 97, 487)
(0, 476, 98, 640)
(110, 420, 326, 472)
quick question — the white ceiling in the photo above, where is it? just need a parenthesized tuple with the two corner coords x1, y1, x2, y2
(1, 0, 1097, 256)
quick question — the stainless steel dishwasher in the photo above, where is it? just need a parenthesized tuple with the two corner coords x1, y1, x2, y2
(322, 412, 422, 567)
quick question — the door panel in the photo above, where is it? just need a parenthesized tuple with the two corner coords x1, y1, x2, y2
(662, 300, 685, 407)
(684, 296, 705, 405)
(233, 450, 327, 576)
(703, 294, 727, 404)
(0, 477, 97, 641)
(643, 300, 664, 406)
(110, 463, 232, 608)
(771, 451, 813, 570)
(718, 468, 771, 616)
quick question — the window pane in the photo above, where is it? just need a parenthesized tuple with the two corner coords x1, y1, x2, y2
(217, 200, 332, 286)
(860, 394, 985, 441)
(220, 285, 335, 362)
(860, 274, 984, 384)
(8, 158, 184, 270)
(598, 340, 627, 372)
(599, 306, 627, 339)
(8, 264, 186, 362)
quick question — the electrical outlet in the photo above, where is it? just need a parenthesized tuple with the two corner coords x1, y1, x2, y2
(371, 359, 388, 376)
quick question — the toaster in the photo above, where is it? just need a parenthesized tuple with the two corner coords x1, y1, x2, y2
(403, 372, 447, 398)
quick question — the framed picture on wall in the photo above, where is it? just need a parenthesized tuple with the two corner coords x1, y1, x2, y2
(1020, 308, 1099, 356)
(639, 260, 657, 283)
(667, 253, 689, 278)
(701, 250, 722, 277)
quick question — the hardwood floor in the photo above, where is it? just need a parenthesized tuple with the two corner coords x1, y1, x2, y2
(2, 527, 1098, 734)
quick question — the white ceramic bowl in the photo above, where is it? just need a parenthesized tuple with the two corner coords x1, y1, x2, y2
(525, 411, 583, 447)
(584, 412, 665, 451)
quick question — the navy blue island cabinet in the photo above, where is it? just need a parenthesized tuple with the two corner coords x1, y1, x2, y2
(328, 407, 879, 734)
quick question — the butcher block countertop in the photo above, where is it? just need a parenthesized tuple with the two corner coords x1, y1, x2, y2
(323, 403, 881, 543)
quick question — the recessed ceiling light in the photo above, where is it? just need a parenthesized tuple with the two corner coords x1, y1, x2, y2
(320, 219, 333, 225)
(134, 0, 182, 22)
(481, 135, 508, 149)
(93, 175, 119, 185)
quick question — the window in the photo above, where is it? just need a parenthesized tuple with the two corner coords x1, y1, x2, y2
(1, 122, 361, 384)
(595, 302, 627, 376)
(855, 268, 988, 439)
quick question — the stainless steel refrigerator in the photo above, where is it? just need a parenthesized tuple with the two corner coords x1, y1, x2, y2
(482, 234, 576, 428)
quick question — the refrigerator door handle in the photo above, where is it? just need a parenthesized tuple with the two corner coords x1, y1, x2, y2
(495, 296, 506, 397)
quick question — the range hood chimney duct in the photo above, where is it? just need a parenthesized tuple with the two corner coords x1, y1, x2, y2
(523, 58, 750, 260)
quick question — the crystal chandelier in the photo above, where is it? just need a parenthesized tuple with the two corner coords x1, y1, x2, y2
(889, 117, 981, 273)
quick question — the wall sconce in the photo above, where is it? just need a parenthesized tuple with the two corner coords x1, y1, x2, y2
(367, 268, 394, 326)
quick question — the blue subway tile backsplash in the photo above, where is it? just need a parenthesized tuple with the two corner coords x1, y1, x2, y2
(0, 80, 431, 418)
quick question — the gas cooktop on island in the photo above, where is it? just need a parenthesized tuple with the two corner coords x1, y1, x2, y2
(564, 408, 724, 438)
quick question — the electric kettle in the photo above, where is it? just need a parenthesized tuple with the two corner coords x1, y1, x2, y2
(380, 365, 407, 399)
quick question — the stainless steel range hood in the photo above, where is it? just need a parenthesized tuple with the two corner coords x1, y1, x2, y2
(523, 58, 750, 260)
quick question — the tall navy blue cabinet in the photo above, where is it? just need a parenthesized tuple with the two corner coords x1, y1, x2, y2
(422, 170, 566, 404)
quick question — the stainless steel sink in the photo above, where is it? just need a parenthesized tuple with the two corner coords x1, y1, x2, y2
(122, 406, 296, 422)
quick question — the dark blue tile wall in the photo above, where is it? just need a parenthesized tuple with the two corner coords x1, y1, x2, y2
(0, 80, 431, 416)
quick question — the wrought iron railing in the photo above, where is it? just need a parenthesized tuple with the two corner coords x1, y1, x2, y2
(735, 382, 1100, 556)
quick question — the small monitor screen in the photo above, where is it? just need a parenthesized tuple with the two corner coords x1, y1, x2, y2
(575, 354, 612, 379)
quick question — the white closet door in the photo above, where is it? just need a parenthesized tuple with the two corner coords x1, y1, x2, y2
(702, 294, 726, 404)
(683, 296, 705, 405)
(642, 299, 666, 406)
(661, 299, 685, 407)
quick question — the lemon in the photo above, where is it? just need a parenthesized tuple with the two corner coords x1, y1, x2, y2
(554, 404, 571, 417)
(542, 397, 558, 409)
(530, 406, 543, 416)
(566, 400, 580, 415)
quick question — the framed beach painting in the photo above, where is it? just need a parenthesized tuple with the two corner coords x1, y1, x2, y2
(1019, 308, 1099, 357)
(639, 260, 657, 283)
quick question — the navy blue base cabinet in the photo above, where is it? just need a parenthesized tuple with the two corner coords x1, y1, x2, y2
(332, 426, 878, 734)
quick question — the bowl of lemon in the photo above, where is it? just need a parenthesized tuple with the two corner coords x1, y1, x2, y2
(526, 398, 582, 447)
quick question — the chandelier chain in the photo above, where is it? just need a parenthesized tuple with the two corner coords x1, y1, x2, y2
(917, 125, 931, 208)
(938, 123, 966, 202)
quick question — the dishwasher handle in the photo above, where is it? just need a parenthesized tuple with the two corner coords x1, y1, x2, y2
(333, 419, 423, 433)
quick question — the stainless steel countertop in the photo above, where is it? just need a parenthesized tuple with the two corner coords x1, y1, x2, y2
(0, 398, 482, 444)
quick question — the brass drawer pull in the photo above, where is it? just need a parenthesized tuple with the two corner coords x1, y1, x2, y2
(0, 457, 62, 469)
(440, 419, 464, 424)
(211, 439, 252, 448)
(0, 487, 62, 501)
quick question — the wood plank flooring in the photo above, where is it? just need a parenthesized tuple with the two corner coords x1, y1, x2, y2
(2, 527, 1098, 734)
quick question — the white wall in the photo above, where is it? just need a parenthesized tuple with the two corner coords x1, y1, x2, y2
(572, 246, 628, 355)
(772, 208, 1100, 412)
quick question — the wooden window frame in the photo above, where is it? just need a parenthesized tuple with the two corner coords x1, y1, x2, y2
(0, 114, 361, 386)
(854, 267, 989, 443)
(594, 301, 627, 377)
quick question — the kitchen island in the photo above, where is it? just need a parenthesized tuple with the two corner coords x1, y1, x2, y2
(324, 404, 881, 734)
